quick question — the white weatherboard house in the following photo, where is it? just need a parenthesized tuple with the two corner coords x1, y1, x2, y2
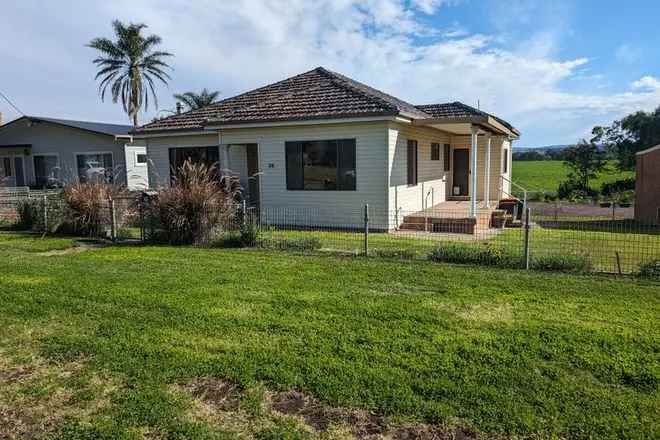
(134, 67, 520, 232)
(0, 116, 148, 190)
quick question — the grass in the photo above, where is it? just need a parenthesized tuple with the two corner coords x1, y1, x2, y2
(256, 226, 660, 274)
(512, 160, 634, 193)
(1, 231, 659, 439)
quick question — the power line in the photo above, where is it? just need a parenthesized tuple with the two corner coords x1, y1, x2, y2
(0, 90, 25, 116)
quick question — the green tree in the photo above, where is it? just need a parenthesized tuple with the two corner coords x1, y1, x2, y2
(562, 140, 606, 189)
(173, 88, 221, 111)
(88, 20, 173, 126)
(592, 106, 660, 170)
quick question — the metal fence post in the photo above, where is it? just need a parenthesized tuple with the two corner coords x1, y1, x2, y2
(42, 195, 48, 234)
(110, 198, 117, 241)
(363, 204, 369, 257)
(523, 207, 531, 270)
(242, 199, 247, 228)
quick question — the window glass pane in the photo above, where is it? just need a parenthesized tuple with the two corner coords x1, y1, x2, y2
(431, 143, 440, 161)
(443, 144, 451, 171)
(407, 140, 418, 185)
(503, 148, 509, 173)
(285, 142, 304, 190)
(337, 139, 356, 191)
(136, 153, 148, 164)
(34, 155, 59, 187)
(77, 153, 114, 183)
(169, 147, 219, 180)
(303, 141, 337, 190)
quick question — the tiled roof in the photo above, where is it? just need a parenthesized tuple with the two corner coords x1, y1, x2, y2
(135, 67, 429, 133)
(415, 102, 518, 134)
(134, 67, 517, 135)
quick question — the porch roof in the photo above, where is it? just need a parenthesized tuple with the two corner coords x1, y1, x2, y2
(413, 102, 520, 139)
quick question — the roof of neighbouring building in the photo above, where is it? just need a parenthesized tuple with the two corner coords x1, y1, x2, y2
(134, 66, 518, 135)
(0, 116, 133, 137)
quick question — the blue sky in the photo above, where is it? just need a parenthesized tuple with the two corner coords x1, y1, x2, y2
(1, 0, 659, 147)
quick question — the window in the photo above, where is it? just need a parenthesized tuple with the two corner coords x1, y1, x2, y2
(168, 147, 219, 180)
(407, 139, 418, 186)
(76, 153, 113, 183)
(135, 153, 148, 166)
(443, 144, 451, 171)
(431, 143, 440, 161)
(33, 155, 59, 187)
(1, 157, 12, 177)
(503, 148, 509, 173)
(285, 139, 356, 191)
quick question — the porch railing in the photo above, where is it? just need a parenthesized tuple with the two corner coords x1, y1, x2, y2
(499, 176, 528, 221)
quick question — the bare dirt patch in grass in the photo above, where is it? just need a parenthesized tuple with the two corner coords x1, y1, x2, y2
(0, 346, 118, 440)
(37, 242, 106, 256)
(177, 378, 481, 439)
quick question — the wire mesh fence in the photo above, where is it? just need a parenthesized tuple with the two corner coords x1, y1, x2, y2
(1, 191, 659, 275)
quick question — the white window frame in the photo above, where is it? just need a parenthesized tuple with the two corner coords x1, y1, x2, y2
(134, 150, 148, 167)
(74, 151, 115, 182)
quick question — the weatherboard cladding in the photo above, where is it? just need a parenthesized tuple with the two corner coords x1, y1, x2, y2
(135, 67, 516, 134)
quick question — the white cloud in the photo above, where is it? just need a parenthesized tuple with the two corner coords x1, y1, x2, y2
(0, 0, 659, 146)
(632, 76, 660, 91)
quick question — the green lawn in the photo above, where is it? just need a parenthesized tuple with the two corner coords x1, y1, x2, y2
(512, 160, 634, 193)
(1, 232, 658, 439)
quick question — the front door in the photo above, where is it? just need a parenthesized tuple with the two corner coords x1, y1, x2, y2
(245, 144, 260, 208)
(452, 149, 469, 196)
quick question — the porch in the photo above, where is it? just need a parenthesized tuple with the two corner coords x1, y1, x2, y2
(400, 200, 512, 234)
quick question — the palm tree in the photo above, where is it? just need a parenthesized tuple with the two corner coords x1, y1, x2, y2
(173, 89, 221, 111)
(88, 20, 173, 126)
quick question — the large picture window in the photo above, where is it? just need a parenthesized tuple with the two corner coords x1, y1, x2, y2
(76, 153, 113, 183)
(33, 155, 59, 187)
(285, 139, 356, 191)
(169, 147, 220, 180)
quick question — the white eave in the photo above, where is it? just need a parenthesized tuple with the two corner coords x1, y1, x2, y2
(412, 115, 519, 139)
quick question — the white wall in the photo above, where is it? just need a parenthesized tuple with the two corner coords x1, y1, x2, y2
(387, 122, 451, 228)
(0, 119, 131, 186)
(219, 121, 390, 228)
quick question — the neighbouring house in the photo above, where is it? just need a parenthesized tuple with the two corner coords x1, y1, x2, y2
(635, 144, 660, 225)
(133, 67, 519, 232)
(0, 116, 148, 190)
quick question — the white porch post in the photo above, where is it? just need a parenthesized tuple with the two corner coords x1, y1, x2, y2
(485, 134, 491, 208)
(470, 125, 478, 218)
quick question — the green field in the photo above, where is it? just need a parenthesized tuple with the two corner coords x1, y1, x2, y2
(1, 232, 658, 439)
(512, 160, 634, 193)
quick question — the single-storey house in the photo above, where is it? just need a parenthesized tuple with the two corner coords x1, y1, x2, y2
(635, 144, 660, 225)
(0, 116, 148, 190)
(133, 67, 519, 231)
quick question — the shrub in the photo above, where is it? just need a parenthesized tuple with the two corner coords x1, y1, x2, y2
(154, 161, 240, 245)
(239, 221, 260, 247)
(601, 178, 635, 197)
(428, 242, 522, 268)
(638, 259, 660, 279)
(62, 182, 116, 237)
(16, 199, 40, 230)
(531, 254, 592, 273)
(557, 180, 597, 201)
(373, 248, 416, 260)
(266, 236, 323, 252)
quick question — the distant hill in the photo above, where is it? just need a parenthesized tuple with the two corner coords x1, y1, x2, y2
(514, 144, 571, 153)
